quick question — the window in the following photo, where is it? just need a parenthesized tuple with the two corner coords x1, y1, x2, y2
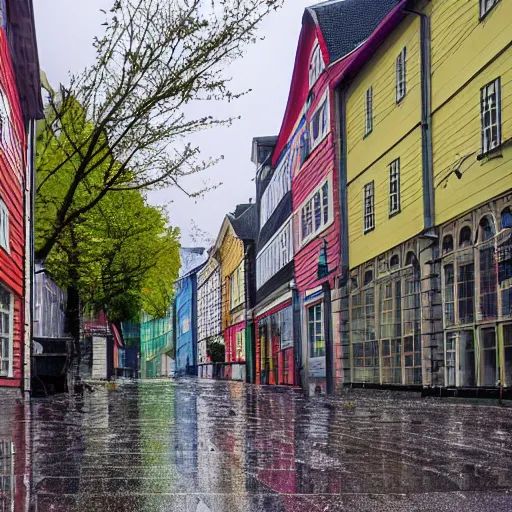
(309, 44, 324, 88)
(504, 325, 512, 387)
(256, 218, 293, 289)
(363, 181, 375, 233)
(480, 78, 501, 154)
(365, 86, 373, 136)
(480, 245, 498, 320)
(363, 269, 373, 286)
(501, 207, 512, 229)
(0, 0, 5, 30)
(396, 47, 407, 103)
(308, 303, 324, 358)
(390, 255, 400, 269)
(0, 285, 13, 377)
(300, 129, 309, 164)
(444, 264, 455, 326)
(0, 440, 14, 511)
(236, 328, 245, 361)
(0, 199, 8, 252)
(309, 99, 329, 150)
(445, 333, 456, 386)
(230, 262, 244, 309)
(459, 226, 472, 248)
(479, 215, 496, 242)
(480, 0, 500, 18)
(403, 269, 422, 385)
(481, 327, 497, 386)
(299, 179, 331, 245)
(389, 158, 401, 215)
(260, 152, 291, 227)
(458, 263, 475, 324)
(442, 235, 454, 254)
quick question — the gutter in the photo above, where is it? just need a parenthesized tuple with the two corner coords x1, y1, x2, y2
(404, 4, 435, 232)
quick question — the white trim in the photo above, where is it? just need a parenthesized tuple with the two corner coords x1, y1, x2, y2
(299, 172, 334, 248)
(365, 85, 373, 136)
(396, 47, 407, 103)
(309, 91, 330, 153)
(389, 158, 401, 215)
(480, 77, 501, 154)
(363, 181, 375, 233)
(0, 284, 14, 378)
(480, 0, 499, 17)
(255, 291, 292, 318)
(309, 42, 325, 89)
(0, 197, 9, 253)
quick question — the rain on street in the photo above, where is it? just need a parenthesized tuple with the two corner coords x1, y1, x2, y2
(3, 379, 512, 512)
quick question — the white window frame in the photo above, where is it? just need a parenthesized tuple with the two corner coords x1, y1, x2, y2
(396, 47, 407, 103)
(308, 302, 325, 359)
(365, 85, 373, 136)
(480, 0, 499, 18)
(363, 181, 375, 234)
(256, 217, 293, 289)
(309, 92, 329, 152)
(260, 151, 291, 228)
(0, 284, 14, 378)
(230, 262, 245, 310)
(480, 77, 501, 154)
(0, 198, 9, 252)
(389, 158, 401, 216)
(309, 43, 324, 89)
(299, 174, 333, 247)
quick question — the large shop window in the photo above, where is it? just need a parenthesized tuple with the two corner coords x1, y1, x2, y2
(308, 303, 325, 358)
(300, 179, 331, 245)
(481, 327, 497, 386)
(256, 217, 293, 289)
(480, 244, 498, 320)
(380, 280, 402, 384)
(444, 331, 476, 387)
(258, 306, 293, 385)
(403, 273, 421, 384)
(458, 263, 475, 324)
(0, 285, 13, 377)
(351, 289, 378, 383)
(504, 325, 512, 388)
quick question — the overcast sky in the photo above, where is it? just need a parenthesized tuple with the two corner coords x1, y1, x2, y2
(33, 0, 313, 246)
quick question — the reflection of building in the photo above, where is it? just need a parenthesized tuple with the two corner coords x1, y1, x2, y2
(0, 398, 30, 511)
(0, 0, 43, 391)
(139, 311, 174, 378)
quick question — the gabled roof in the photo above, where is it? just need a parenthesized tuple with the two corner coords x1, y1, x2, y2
(271, 0, 401, 165)
(229, 203, 258, 242)
(7, 0, 43, 121)
(306, 0, 401, 64)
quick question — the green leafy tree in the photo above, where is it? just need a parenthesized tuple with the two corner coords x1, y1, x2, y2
(35, 0, 282, 262)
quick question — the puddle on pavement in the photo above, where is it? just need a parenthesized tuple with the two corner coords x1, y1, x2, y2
(1, 379, 512, 511)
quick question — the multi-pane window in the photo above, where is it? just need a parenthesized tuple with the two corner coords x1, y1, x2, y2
(444, 264, 455, 326)
(309, 99, 329, 151)
(480, 0, 500, 18)
(309, 44, 324, 88)
(396, 47, 407, 103)
(380, 280, 402, 385)
(389, 158, 401, 216)
(0, 199, 8, 252)
(365, 86, 373, 136)
(480, 245, 498, 320)
(256, 217, 293, 289)
(260, 153, 291, 227)
(480, 78, 501, 154)
(363, 181, 375, 233)
(458, 264, 475, 324)
(0, 285, 12, 377)
(0, 440, 13, 511)
(308, 303, 325, 358)
(403, 273, 421, 384)
(230, 262, 245, 309)
(300, 179, 331, 245)
(445, 333, 457, 386)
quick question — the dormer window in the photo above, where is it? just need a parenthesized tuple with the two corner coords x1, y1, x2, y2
(309, 44, 324, 89)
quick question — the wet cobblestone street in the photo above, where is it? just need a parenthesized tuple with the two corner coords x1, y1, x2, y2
(2, 379, 512, 511)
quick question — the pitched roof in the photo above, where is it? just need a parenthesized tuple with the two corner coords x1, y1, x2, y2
(229, 204, 258, 241)
(307, 0, 401, 64)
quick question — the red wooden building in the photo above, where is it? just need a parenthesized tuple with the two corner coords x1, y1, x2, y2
(0, 0, 43, 391)
(268, 0, 400, 394)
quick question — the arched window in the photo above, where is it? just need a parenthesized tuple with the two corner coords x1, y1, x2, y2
(364, 268, 373, 285)
(442, 235, 453, 254)
(309, 44, 324, 88)
(479, 215, 496, 242)
(501, 207, 512, 229)
(390, 254, 400, 268)
(459, 226, 472, 248)
(405, 251, 418, 266)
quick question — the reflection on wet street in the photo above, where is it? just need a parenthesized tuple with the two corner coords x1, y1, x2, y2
(2, 380, 512, 511)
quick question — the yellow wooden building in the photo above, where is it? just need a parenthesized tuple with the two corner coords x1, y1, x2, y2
(338, 0, 512, 392)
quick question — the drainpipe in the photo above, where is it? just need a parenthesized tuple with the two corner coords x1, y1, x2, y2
(323, 281, 334, 395)
(404, 5, 434, 231)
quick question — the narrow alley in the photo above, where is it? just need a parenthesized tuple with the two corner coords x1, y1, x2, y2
(3, 380, 512, 512)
